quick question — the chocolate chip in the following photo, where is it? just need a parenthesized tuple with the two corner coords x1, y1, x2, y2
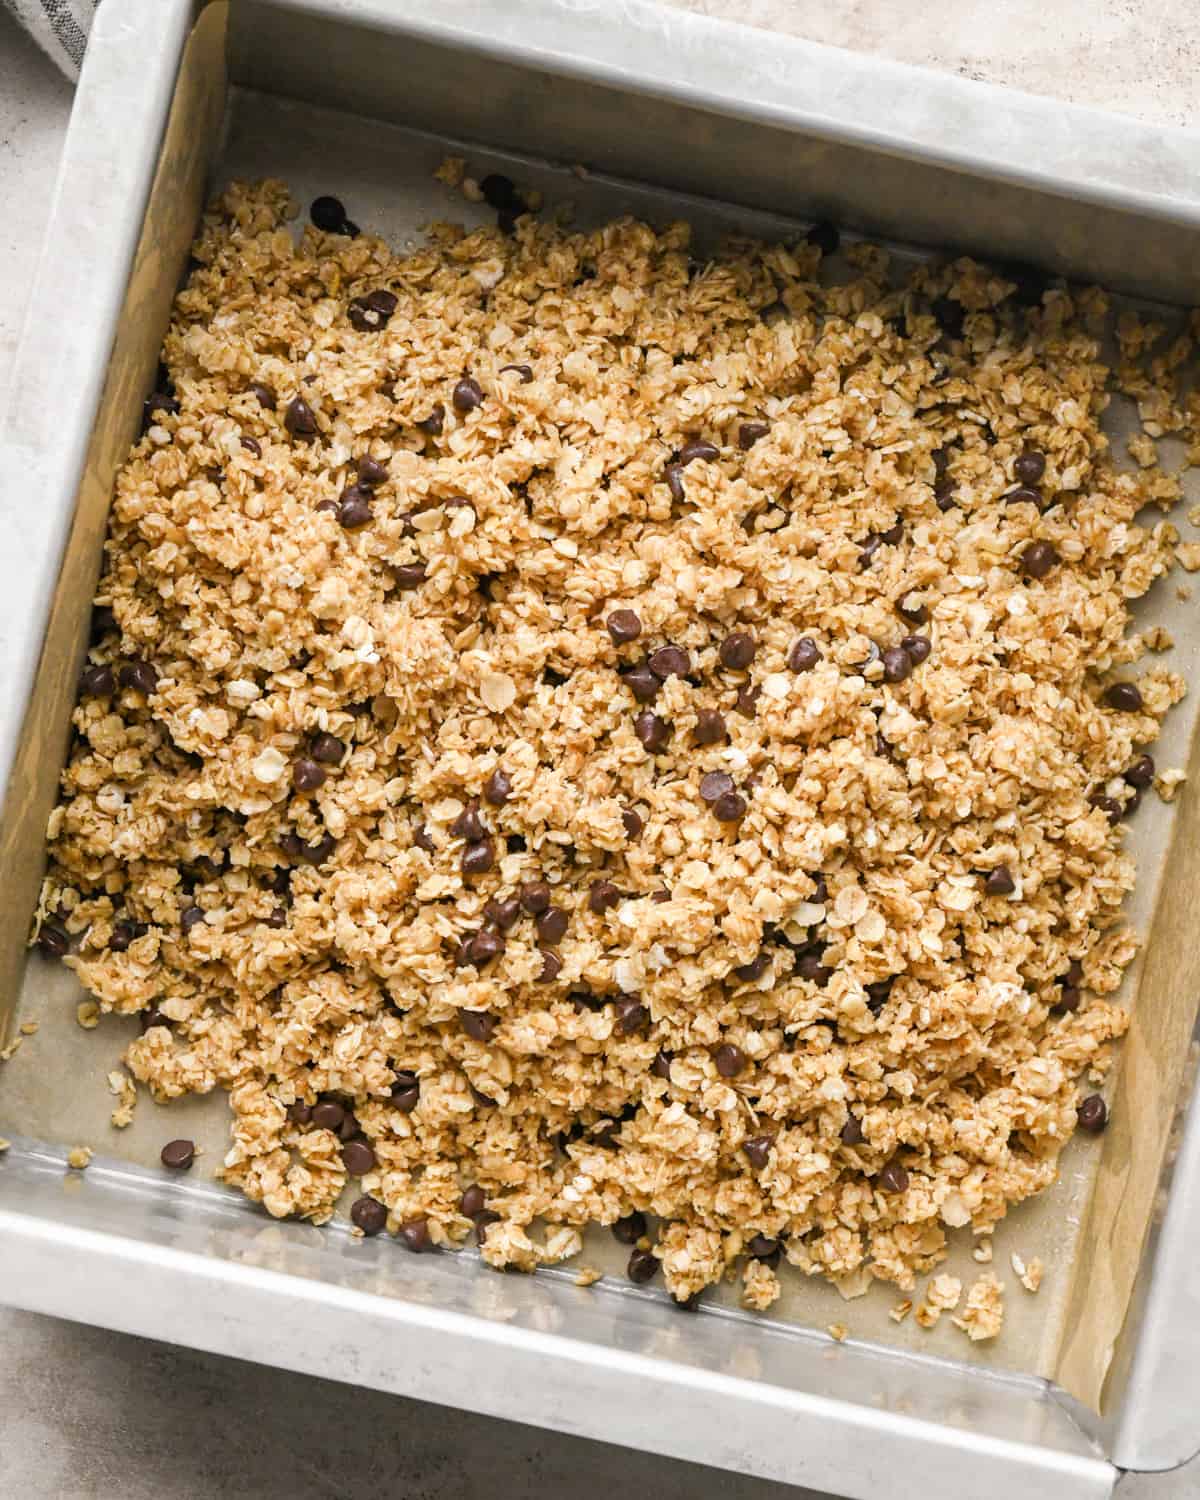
(634, 711, 670, 753)
(651, 889, 672, 904)
(614, 997, 649, 1035)
(985, 865, 1015, 896)
(537, 949, 563, 983)
(651, 1050, 672, 1079)
(536, 907, 568, 945)
(467, 930, 506, 967)
(142, 391, 180, 429)
(788, 637, 821, 673)
(459, 1008, 498, 1042)
(308, 732, 344, 767)
(483, 897, 521, 933)
(452, 802, 487, 841)
(589, 880, 620, 915)
(796, 952, 832, 985)
(712, 790, 747, 822)
(878, 1160, 909, 1193)
(160, 1139, 195, 1170)
(499, 363, 534, 382)
(391, 1082, 420, 1114)
(733, 951, 770, 983)
(627, 1247, 659, 1284)
(699, 770, 735, 803)
(79, 664, 114, 697)
(284, 396, 318, 436)
(239, 436, 261, 458)
(1125, 754, 1155, 788)
(480, 173, 524, 212)
(312, 1101, 345, 1132)
(342, 1139, 376, 1175)
(715, 1043, 745, 1077)
(806, 220, 839, 256)
(287, 1101, 312, 1126)
(622, 808, 643, 840)
(352, 1196, 387, 1235)
(452, 377, 484, 413)
(734, 684, 760, 718)
(1077, 1095, 1108, 1133)
(139, 1007, 170, 1032)
(881, 646, 912, 684)
(858, 535, 883, 569)
(1015, 449, 1046, 484)
(840, 1114, 865, 1146)
(692, 708, 727, 746)
(934, 479, 956, 511)
(460, 1185, 487, 1219)
(748, 1235, 779, 1264)
(607, 609, 642, 644)
(738, 421, 770, 450)
(338, 487, 373, 529)
(719, 632, 756, 670)
(613, 1211, 647, 1244)
(310, 195, 349, 231)
(109, 922, 135, 953)
(304, 833, 336, 866)
(1104, 682, 1143, 712)
(399, 1218, 430, 1252)
(664, 464, 686, 502)
(293, 758, 326, 793)
(250, 381, 277, 410)
(180, 905, 206, 935)
(901, 634, 931, 664)
(649, 645, 690, 679)
(348, 289, 398, 331)
(1003, 486, 1042, 508)
(119, 660, 158, 695)
(483, 768, 512, 806)
(520, 881, 551, 914)
(474, 1210, 502, 1243)
(266, 907, 287, 928)
(931, 296, 965, 340)
(413, 823, 435, 853)
(393, 562, 427, 590)
(36, 923, 69, 958)
(1090, 792, 1124, 825)
(896, 593, 927, 625)
(679, 437, 719, 466)
(624, 664, 660, 703)
(462, 841, 495, 875)
(417, 404, 445, 435)
(742, 1134, 774, 1168)
(1021, 541, 1059, 579)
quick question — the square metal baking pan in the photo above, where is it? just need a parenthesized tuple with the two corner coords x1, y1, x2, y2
(4, 2, 1200, 1494)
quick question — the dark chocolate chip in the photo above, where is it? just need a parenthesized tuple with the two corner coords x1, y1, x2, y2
(1015, 450, 1046, 484)
(284, 396, 318, 436)
(627, 1248, 659, 1284)
(699, 770, 735, 803)
(734, 684, 760, 718)
(309, 732, 344, 766)
(878, 1160, 909, 1193)
(338, 487, 373, 529)
(536, 907, 568, 945)
(858, 535, 883, 569)
(1003, 486, 1042, 509)
(613, 1211, 647, 1245)
(467, 930, 505, 967)
(351, 1196, 387, 1235)
(461, 841, 496, 876)
(483, 768, 512, 806)
(452, 802, 487, 841)
(520, 881, 552, 914)
(742, 1134, 774, 1168)
(901, 634, 931, 664)
(460, 1185, 487, 1219)
(796, 953, 832, 985)
(896, 593, 928, 624)
(985, 865, 1015, 896)
(679, 437, 719, 466)
(634, 711, 670, 753)
(417, 404, 445, 435)
(1077, 1095, 1108, 1133)
(881, 646, 912, 684)
(1104, 682, 1143, 712)
(180, 905, 206, 935)
(36, 923, 69, 958)
(342, 1139, 376, 1175)
(693, 708, 727, 746)
(840, 1113, 865, 1145)
(399, 1218, 430, 1252)
(79, 664, 114, 697)
(391, 1083, 420, 1114)
(355, 454, 389, 486)
(589, 880, 620, 915)
(1090, 792, 1124, 826)
(250, 382, 277, 410)
(287, 1101, 312, 1126)
(240, 436, 261, 458)
(664, 464, 686, 502)
(651, 1050, 673, 1079)
(119, 660, 158, 695)
(109, 921, 135, 953)
(392, 562, 427, 590)
(413, 823, 435, 853)
(537, 949, 563, 983)
(624, 664, 660, 703)
(483, 897, 521, 932)
(733, 951, 770, 983)
(719, 632, 757, 670)
(748, 1235, 779, 1262)
(622, 808, 644, 840)
(474, 1210, 502, 1243)
(312, 1101, 345, 1132)
(712, 790, 747, 823)
(614, 998, 649, 1035)
(310, 195, 348, 231)
(738, 421, 770, 450)
(452, 377, 484, 413)
(1021, 541, 1059, 579)
(266, 908, 287, 928)
(649, 645, 690, 679)
(160, 1139, 195, 1170)
(293, 758, 326, 792)
(1125, 754, 1155, 788)
(499, 363, 534, 382)
(606, 609, 642, 645)
(931, 296, 965, 340)
(788, 637, 821, 673)
(934, 479, 956, 511)
(714, 1043, 745, 1077)
(805, 220, 840, 256)
(459, 1008, 498, 1042)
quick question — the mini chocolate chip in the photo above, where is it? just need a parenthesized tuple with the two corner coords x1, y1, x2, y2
(734, 951, 771, 983)
(1090, 792, 1124, 825)
(266, 908, 287, 928)
(351, 1196, 387, 1235)
(738, 421, 770, 450)
(699, 770, 735, 803)
(841, 1113, 865, 1146)
(651, 1050, 673, 1080)
(796, 953, 832, 985)
(1003, 486, 1042, 509)
(180, 906, 206, 935)
(715, 1043, 745, 1077)
(351, 455, 387, 487)
(934, 479, 956, 511)
(109, 921, 135, 953)
(1056, 985, 1082, 1013)
(310, 195, 348, 231)
(649, 644, 690, 679)
(806, 220, 840, 256)
(140, 1007, 170, 1032)
(901, 634, 931, 664)
(627, 1248, 659, 1284)
(483, 768, 512, 806)
(250, 381, 277, 410)
(589, 880, 620, 915)
(37, 923, 69, 958)
(537, 949, 563, 983)
(312, 1101, 345, 1132)
(499, 362, 534, 382)
(392, 1083, 421, 1113)
(621, 808, 644, 840)
(467, 930, 506, 967)
(1015, 449, 1046, 484)
(1104, 682, 1143, 712)
(679, 437, 719, 466)
(881, 646, 911, 683)
(479, 173, 525, 213)
(931, 296, 965, 339)
(452, 377, 484, 413)
(878, 1160, 909, 1193)
(985, 865, 1015, 896)
(858, 535, 883, 569)
(734, 684, 760, 718)
(1021, 541, 1059, 579)
(417, 404, 445, 435)
(614, 997, 649, 1035)
(748, 1235, 779, 1264)
(536, 907, 568, 945)
(788, 637, 821, 673)
(712, 790, 747, 822)
(309, 732, 344, 766)
(160, 1139, 195, 1170)
(460, 1185, 487, 1219)
(1078, 1095, 1108, 1132)
(459, 1008, 498, 1042)
(692, 708, 727, 746)
(743, 1134, 774, 1168)
(719, 632, 757, 670)
(624, 664, 660, 703)
(1125, 754, 1155, 787)
(284, 396, 318, 436)
(462, 841, 495, 875)
(120, 660, 158, 695)
(896, 593, 928, 624)
(342, 1139, 376, 1175)
(634, 711, 670, 752)
(483, 897, 521, 933)
(413, 823, 435, 853)
(293, 758, 326, 792)
(287, 1101, 313, 1126)
(142, 392, 180, 430)
(239, 436, 261, 458)
(452, 802, 487, 841)
(664, 464, 686, 502)
(393, 562, 428, 590)
(315, 496, 339, 514)
(520, 881, 551, 914)
(474, 1209, 502, 1242)
(613, 1211, 647, 1245)
(651, 889, 671, 904)
(338, 487, 373, 529)
(879, 520, 904, 546)
(79, 664, 115, 697)
(606, 609, 642, 644)
(400, 1218, 430, 1253)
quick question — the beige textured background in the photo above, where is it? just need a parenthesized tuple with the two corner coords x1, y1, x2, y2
(2, 3, 1199, 1496)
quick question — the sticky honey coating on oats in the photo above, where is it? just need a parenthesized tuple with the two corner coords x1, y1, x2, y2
(39, 177, 1191, 1308)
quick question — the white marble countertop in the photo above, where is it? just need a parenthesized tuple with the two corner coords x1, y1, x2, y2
(1, 4, 1197, 1495)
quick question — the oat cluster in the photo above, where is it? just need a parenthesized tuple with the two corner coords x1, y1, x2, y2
(40, 178, 1188, 1314)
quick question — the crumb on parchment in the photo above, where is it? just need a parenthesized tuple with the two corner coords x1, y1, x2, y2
(1011, 1252, 1044, 1292)
(827, 1323, 848, 1342)
(66, 1146, 93, 1171)
(954, 1273, 1005, 1341)
(33, 176, 1196, 1320)
(574, 1265, 603, 1287)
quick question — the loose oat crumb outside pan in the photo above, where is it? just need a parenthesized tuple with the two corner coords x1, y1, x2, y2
(4, 0, 1200, 1430)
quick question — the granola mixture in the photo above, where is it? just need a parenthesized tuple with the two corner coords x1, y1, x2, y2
(36, 176, 1191, 1317)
